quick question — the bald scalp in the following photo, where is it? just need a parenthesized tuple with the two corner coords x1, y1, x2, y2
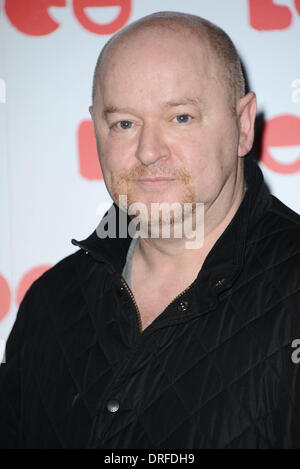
(92, 11, 246, 109)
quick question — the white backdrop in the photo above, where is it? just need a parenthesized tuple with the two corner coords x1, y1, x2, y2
(1, 0, 300, 356)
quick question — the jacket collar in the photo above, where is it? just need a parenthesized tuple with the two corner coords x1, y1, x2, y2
(72, 204, 133, 274)
(71, 155, 272, 289)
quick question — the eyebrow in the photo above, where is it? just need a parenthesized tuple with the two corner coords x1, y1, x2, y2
(103, 97, 203, 119)
(163, 97, 203, 108)
(103, 105, 130, 119)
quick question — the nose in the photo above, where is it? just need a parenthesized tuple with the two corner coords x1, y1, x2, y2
(135, 123, 170, 166)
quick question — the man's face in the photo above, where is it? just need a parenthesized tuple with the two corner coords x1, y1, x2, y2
(91, 28, 244, 224)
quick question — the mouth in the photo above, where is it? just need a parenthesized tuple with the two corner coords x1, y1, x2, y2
(136, 177, 176, 187)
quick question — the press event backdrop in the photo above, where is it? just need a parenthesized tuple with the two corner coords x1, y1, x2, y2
(0, 0, 300, 357)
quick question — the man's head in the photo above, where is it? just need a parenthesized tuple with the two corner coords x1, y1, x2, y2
(89, 11, 256, 232)
(92, 12, 246, 110)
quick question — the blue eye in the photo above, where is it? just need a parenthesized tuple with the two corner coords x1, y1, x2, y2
(118, 120, 133, 130)
(175, 114, 190, 123)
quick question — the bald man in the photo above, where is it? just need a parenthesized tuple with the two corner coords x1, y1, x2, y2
(1, 12, 300, 449)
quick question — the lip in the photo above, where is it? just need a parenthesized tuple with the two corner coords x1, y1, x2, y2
(137, 177, 176, 183)
(135, 178, 176, 189)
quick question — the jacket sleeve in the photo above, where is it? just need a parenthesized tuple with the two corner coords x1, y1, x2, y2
(0, 290, 31, 448)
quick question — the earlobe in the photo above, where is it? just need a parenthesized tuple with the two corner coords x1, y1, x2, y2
(237, 92, 257, 157)
(89, 105, 93, 118)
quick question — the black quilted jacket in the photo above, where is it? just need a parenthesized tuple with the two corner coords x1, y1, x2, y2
(1, 155, 300, 449)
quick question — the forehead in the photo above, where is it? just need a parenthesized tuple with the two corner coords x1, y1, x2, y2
(98, 27, 220, 107)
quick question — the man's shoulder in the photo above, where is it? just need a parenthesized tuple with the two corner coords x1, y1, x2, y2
(250, 194, 300, 252)
(270, 195, 300, 227)
(4, 248, 96, 361)
(24, 248, 91, 307)
(245, 195, 300, 296)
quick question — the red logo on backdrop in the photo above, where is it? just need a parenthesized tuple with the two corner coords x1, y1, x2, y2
(78, 119, 103, 180)
(73, 0, 131, 35)
(261, 114, 300, 174)
(0, 274, 11, 321)
(5, 0, 67, 36)
(249, 0, 300, 30)
(4, 0, 131, 36)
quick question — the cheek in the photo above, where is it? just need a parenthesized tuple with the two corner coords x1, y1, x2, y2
(176, 129, 233, 199)
(101, 136, 135, 174)
(174, 132, 211, 174)
(184, 121, 238, 169)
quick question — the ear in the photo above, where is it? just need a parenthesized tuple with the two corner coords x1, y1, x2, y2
(237, 92, 257, 157)
(89, 105, 93, 118)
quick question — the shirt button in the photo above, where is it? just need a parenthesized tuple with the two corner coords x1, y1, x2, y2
(107, 399, 120, 413)
(177, 300, 189, 312)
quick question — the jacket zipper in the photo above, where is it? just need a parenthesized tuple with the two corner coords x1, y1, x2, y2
(120, 277, 143, 334)
(120, 276, 191, 334)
